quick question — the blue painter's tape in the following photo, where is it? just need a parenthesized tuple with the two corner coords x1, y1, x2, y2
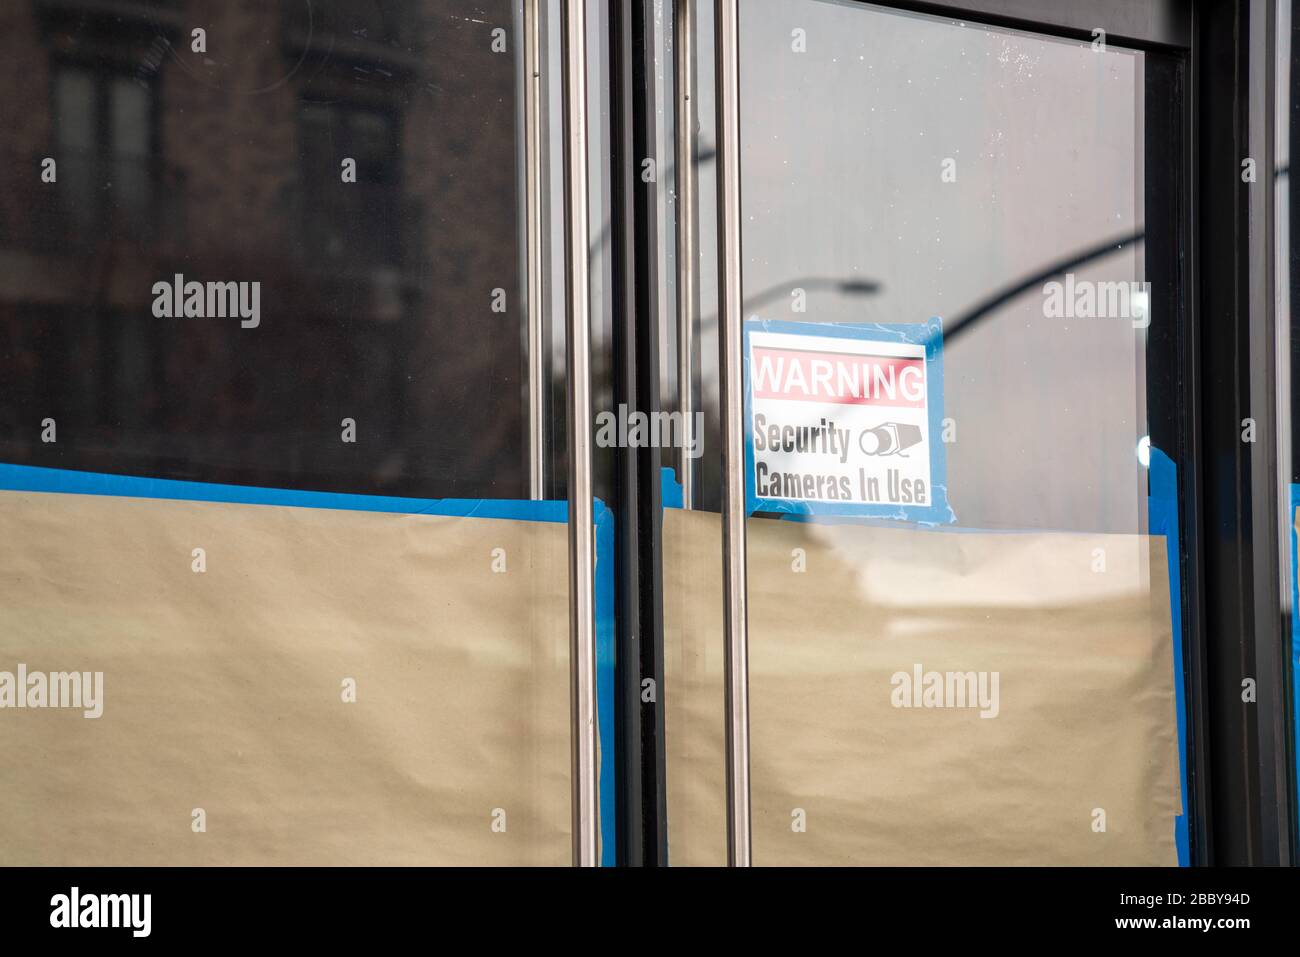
(592, 497, 616, 866)
(0, 463, 570, 521)
(1149, 448, 1189, 866)
(661, 466, 684, 510)
(743, 317, 955, 525)
(1290, 482, 1300, 850)
(0, 462, 618, 867)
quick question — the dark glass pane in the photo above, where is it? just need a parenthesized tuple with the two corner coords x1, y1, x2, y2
(0, 0, 526, 499)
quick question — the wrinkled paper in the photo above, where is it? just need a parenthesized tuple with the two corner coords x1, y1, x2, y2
(664, 510, 1180, 866)
(0, 490, 573, 865)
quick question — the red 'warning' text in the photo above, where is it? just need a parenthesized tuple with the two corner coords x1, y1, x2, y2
(751, 347, 924, 407)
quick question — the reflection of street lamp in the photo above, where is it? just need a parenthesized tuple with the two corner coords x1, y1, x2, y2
(698, 275, 882, 331)
(692, 275, 882, 428)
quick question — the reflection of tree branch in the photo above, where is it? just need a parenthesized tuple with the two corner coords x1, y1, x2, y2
(938, 231, 1144, 347)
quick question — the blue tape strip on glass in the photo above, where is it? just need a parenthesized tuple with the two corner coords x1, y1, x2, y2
(743, 317, 955, 525)
(0, 462, 617, 868)
(1291, 482, 1300, 850)
(1149, 448, 1189, 866)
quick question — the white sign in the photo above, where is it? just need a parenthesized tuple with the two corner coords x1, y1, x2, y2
(745, 322, 951, 522)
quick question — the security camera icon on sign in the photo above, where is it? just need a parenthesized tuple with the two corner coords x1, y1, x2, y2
(859, 422, 923, 457)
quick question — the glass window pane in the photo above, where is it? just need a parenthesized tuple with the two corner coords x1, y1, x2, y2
(6, 4, 528, 498)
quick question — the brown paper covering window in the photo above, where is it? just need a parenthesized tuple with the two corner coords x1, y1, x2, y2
(0, 489, 573, 865)
(664, 509, 1181, 866)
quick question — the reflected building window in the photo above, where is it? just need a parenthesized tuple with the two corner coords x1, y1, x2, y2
(52, 63, 157, 242)
(1, 0, 524, 500)
(298, 101, 401, 267)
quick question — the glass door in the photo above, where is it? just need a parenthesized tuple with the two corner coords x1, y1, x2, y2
(664, 0, 1196, 865)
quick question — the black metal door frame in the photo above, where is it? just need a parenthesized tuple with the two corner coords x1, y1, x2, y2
(609, 0, 669, 867)
(1189, 0, 1294, 866)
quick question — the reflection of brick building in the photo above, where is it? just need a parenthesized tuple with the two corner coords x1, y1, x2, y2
(0, 0, 525, 498)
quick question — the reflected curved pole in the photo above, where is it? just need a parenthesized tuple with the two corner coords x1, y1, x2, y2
(696, 275, 882, 331)
(939, 231, 1144, 346)
(692, 233, 1141, 348)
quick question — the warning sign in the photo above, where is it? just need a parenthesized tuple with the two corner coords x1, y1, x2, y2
(744, 318, 953, 523)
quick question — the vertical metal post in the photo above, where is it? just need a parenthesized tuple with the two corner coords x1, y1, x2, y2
(674, 0, 696, 509)
(525, 0, 546, 500)
(714, 0, 751, 867)
(1247, 0, 1292, 864)
(1275, 0, 1299, 863)
(561, 0, 599, 868)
